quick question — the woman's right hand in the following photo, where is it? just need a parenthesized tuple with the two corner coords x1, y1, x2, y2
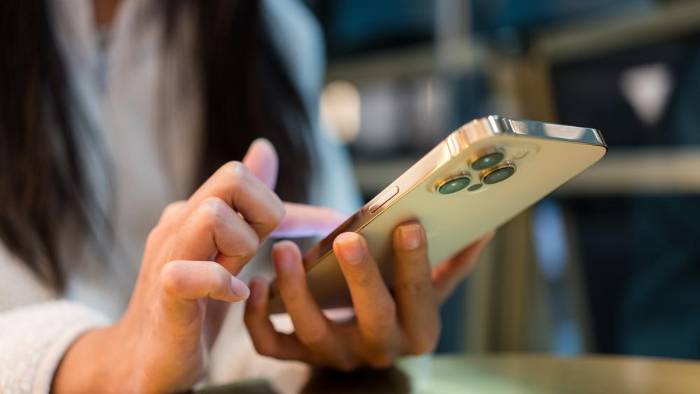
(51, 140, 342, 393)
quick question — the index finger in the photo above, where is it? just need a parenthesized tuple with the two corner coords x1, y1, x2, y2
(241, 138, 278, 189)
(272, 203, 347, 238)
(184, 161, 285, 239)
(392, 223, 439, 354)
(333, 233, 400, 354)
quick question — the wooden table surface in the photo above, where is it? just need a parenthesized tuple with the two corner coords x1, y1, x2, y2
(198, 354, 700, 394)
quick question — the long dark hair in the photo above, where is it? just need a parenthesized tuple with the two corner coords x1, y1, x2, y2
(0, 0, 313, 289)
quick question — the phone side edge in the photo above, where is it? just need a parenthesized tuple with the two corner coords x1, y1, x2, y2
(491, 115, 608, 150)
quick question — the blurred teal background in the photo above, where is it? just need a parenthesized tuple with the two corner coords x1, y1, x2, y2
(303, 0, 700, 359)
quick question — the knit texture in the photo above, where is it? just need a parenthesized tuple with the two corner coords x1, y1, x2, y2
(0, 301, 107, 394)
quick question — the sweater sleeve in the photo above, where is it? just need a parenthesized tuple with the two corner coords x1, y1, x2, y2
(0, 301, 108, 394)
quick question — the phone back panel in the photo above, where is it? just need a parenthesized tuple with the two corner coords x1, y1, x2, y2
(269, 116, 606, 312)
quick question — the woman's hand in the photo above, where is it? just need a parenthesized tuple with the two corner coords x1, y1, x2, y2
(52, 140, 342, 394)
(244, 225, 493, 370)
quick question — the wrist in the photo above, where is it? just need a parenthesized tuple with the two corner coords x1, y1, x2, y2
(52, 324, 130, 393)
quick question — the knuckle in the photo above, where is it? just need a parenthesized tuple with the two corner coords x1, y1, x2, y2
(160, 262, 186, 295)
(198, 197, 227, 226)
(161, 201, 186, 222)
(246, 228, 262, 246)
(239, 232, 260, 259)
(224, 161, 249, 184)
(237, 242, 258, 262)
(226, 232, 259, 263)
(202, 196, 228, 212)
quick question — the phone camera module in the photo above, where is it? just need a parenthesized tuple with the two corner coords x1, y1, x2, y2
(482, 163, 516, 184)
(471, 151, 504, 170)
(437, 175, 471, 194)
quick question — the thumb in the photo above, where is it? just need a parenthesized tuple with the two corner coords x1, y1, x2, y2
(161, 260, 250, 304)
(157, 260, 250, 334)
(243, 138, 278, 190)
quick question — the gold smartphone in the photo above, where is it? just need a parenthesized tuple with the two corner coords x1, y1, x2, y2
(269, 115, 607, 313)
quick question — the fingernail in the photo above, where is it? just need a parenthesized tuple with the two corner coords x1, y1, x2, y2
(335, 233, 364, 264)
(399, 224, 423, 251)
(230, 276, 250, 299)
(273, 242, 296, 273)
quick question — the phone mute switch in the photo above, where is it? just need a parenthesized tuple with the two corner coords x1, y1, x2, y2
(368, 186, 399, 214)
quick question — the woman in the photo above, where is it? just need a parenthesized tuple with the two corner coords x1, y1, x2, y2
(0, 1, 492, 393)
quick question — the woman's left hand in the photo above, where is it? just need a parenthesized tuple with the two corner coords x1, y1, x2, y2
(244, 225, 494, 370)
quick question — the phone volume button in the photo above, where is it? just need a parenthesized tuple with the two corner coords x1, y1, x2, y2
(368, 186, 399, 214)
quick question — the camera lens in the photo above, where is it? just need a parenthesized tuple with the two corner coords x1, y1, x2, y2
(482, 163, 516, 184)
(437, 175, 471, 194)
(471, 151, 504, 170)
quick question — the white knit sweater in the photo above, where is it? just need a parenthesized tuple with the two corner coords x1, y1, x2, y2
(0, 1, 359, 393)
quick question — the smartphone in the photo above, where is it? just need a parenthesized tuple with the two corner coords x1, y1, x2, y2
(268, 115, 607, 313)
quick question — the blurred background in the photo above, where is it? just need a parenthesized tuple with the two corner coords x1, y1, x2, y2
(303, 0, 700, 358)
